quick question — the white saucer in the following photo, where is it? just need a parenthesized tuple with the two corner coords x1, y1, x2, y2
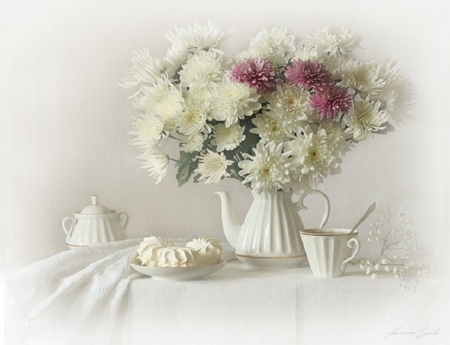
(236, 254, 307, 269)
(129, 253, 226, 281)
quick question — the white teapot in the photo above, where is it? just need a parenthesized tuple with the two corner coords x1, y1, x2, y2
(62, 195, 128, 247)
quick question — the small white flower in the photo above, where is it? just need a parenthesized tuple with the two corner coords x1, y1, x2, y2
(131, 113, 166, 147)
(285, 126, 345, 184)
(308, 27, 361, 56)
(165, 46, 189, 79)
(238, 142, 291, 193)
(340, 58, 385, 95)
(241, 27, 297, 65)
(264, 84, 312, 134)
(211, 123, 245, 151)
(165, 21, 226, 52)
(319, 121, 351, 156)
(180, 132, 205, 153)
(179, 50, 225, 91)
(344, 99, 388, 141)
(378, 59, 404, 92)
(177, 101, 209, 136)
(195, 150, 233, 184)
(371, 59, 404, 113)
(135, 77, 184, 129)
(322, 55, 351, 80)
(294, 45, 321, 61)
(251, 112, 289, 143)
(139, 146, 169, 184)
(121, 49, 166, 90)
(211, 80, 261, 127)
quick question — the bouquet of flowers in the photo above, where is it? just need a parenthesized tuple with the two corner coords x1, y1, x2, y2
(121, 22, 403, 193)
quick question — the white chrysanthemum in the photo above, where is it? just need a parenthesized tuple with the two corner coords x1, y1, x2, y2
(212, 123, 245, 151)
(379, 59, 404, 90)
(139, 146, 169, 184)
(241, 27, 297, 65)
(238, 142, 291, 193)
(177, 101, 209, 136)
(180, 132, 205, 152)
(121, 49, 166, 91)
(340, 58, 385, 95)
(307, 27, 361, 56)
(195, 150, 232, 184)
(319, 121, 351, 155)
(285, 128, 343, 184)
(294, 45, 320, 61)
(251, 112, 289, 143)
(344, 99, 388, 141)
(211, 80, 261, 127)
(135, 77, 184, 129)
(165, 21, 225, 52)
(321, 55, 351, 80)
(165, 46, 188, 79)
(265, 84, 312, 133)
(131, 114, 166, 148)
(183, 88, 215, 117)
(179, 50, 225, 91)
(372, 59, 404, 111)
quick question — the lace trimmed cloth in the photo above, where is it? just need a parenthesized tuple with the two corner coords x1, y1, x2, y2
(5, 239, 142, 345)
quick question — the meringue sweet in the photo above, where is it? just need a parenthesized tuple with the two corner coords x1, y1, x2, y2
(186, 237, 223, 266)
(136, 236, 223, 268)
(137, 236, 196, 267)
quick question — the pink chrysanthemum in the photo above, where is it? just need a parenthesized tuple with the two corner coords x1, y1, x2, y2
(285, 59, 333, 91)
(230, 58, 278, 94)
(310, 86, 353, 119)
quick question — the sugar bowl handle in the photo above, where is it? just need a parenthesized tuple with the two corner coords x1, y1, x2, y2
(118, 212, 129, 231)
(62, 217, 76, 236)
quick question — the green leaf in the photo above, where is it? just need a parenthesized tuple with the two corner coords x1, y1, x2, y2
(175, 151, 198, 187)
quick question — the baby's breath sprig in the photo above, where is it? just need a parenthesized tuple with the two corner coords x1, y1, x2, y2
(357, 211, 431, 292)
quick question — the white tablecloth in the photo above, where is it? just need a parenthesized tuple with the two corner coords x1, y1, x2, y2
(3, 239, 448, 345)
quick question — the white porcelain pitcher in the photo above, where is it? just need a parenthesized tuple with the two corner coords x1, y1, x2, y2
(62, 195, 128, 247)
(216, 187, 330, 269)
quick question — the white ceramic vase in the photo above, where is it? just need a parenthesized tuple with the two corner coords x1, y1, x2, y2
(216, 188, 330, 269)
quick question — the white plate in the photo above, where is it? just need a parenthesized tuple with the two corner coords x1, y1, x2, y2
(129, 253, 226, 281)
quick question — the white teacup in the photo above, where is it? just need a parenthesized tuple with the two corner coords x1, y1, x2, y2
(300, 228, 360, 278)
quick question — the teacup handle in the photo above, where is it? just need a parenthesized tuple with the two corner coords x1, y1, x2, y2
(62, 217, 75, 236)
(118, 212, 129, 231)
(296, 186, 330, 228)
(341, 238, 360, 270)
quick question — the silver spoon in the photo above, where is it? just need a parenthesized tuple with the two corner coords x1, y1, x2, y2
(350, 202, 376, 234)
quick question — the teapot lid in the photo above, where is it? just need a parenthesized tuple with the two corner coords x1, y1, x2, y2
(79, 195, 111, 215)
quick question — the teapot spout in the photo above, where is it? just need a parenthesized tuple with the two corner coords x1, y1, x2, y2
(215, 191, 241, 249)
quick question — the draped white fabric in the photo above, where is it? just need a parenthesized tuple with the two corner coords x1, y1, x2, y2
(4, 240, 447, 345)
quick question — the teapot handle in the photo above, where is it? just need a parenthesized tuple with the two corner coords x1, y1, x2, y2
(62, 217, 75, 236)
(295, 186, 330, 228)
(118, 212, 129, 231)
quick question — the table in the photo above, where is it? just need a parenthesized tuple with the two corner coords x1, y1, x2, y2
(3, 239, 448, 345)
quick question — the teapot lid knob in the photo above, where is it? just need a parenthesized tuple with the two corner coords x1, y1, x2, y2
(91, 195, 98, 206)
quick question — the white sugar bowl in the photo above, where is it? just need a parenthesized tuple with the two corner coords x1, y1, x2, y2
(62, 195, 128, 247)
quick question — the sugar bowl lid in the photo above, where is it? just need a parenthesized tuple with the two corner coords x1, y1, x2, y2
(79, 195, 111, 215)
